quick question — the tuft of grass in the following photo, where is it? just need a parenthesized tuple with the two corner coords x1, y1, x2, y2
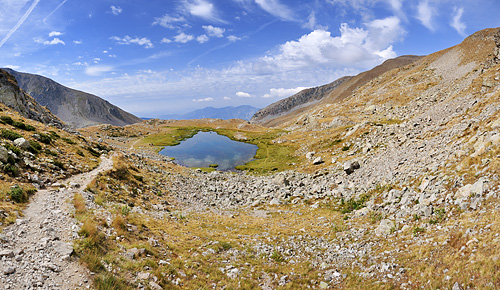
(93, 273, 129, 290)
(270, 250, 285, 263)
(339, 194, 370, 214)
(8, 185, 36, 203)
(73, 193, 87, 218)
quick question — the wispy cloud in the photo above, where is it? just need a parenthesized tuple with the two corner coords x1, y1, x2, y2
(193, 97, 214, 102)
(227, 35, 241, 42)
(262, 87, 309, 98)
(0, 0, 41, 48)
(85, 65, 114, 76)
(111, 6, 123, 16)
(450, 7, 466, 37)
(416, 0, 435, 31)
(153, 14, 186, 29)
(43, 0, 69, 23)
(110, 35, 154, 48)
(255, 0, 295, 21)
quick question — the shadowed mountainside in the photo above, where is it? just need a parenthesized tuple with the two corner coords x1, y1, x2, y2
(3, 68, 142, 129)
(0, 69, 64, 128)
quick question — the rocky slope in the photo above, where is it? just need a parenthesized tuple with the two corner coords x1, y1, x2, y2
(3, 68, 142, 129)
(0, 69, 63, 128)
(251, 55, 422, 127)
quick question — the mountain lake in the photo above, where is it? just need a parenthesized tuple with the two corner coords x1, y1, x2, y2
(159, 131, 258, 170)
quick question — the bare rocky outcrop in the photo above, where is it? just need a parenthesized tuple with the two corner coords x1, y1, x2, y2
(0, 69, 64, 128)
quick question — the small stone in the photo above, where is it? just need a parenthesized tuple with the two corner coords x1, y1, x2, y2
(313, 157, 324, 165)
(452, 282, 464, 290)
(149, 281, 162, 290)
(319, 281, 329, 289)
(3, 267, 15, 275)
(0, 250, 14, 258)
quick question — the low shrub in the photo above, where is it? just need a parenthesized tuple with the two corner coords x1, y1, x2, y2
(13, 121, 35, 131)
(38, 133, 52, 144)
(28, 140, 42, 154)
(9, 185, 36, 203)
(1, 129, 23, 141)
(3, 164, 19, 176)
(0, 116, 14, 125)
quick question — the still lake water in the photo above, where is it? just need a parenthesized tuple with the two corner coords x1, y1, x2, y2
(159, 131, 258, 170)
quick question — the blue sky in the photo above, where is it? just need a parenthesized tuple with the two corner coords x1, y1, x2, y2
(0, 0, 499, 117)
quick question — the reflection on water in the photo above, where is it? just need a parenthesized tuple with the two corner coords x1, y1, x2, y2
(159, 131, 258, 170)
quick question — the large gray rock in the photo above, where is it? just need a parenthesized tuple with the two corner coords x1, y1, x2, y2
(375, 219, 394, 236)
(0, 145, 8, 163)
(14, 138, 30, 150)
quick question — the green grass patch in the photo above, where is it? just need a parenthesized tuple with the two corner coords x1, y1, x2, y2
(1, 129, 23, 141)
(141, 127, 202, 150)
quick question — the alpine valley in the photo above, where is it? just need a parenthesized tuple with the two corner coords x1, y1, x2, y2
(0, 28, 500, 290)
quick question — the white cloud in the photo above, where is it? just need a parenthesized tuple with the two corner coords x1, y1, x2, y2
(110, 35, 154, 48)
(262, 87, 309, 98)
(73, 40, 83, 44)
(161, 38, 172, 44)
(153, 14, 186, 29)
(257, 17, 403, 71)
(223, 96, 231, 100)
(174, 33, 194, 43)
(35, 37, 65, 45)
(184, 0, 226, 23)
(85, 65, 114, 76)
(111, 6, 123, 15)
(203, 25, 225, 37)
(193, 97, 214, 102)
(236, 91, 252, 98)
(227, 35, 241, 42)
(255, 0, 294, 21)
(197, 34, 209, 43)
(416, 0, 435, 31)
(451, 7, 466, 37)
(49, 31, 62, 37)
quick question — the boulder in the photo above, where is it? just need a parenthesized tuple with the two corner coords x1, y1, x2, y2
(343, 161, 360, 175)
(13, 138, 30, 150)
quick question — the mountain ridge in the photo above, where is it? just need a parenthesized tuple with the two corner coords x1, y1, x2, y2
(2, 68, 142, 129)
(159, 105, 259, 121)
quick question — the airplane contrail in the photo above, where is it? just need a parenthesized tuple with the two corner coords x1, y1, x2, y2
(43, 0, 69, 24)
(0, 0, 41, 48)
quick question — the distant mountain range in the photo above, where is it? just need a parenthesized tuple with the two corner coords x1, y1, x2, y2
(3, 68, 142, 129)
(159, 105, 259, 121)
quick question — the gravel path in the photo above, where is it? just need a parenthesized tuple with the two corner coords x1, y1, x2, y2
(0, 155, 114, 290)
